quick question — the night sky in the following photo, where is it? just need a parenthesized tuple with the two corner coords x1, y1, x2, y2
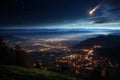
(0, 0, 120, 28)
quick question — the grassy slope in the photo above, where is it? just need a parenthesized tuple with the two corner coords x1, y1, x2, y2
(0, 65, 80, 80)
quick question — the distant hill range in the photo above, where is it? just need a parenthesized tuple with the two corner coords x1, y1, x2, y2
(74, 35, 120, 49)
(74, 35, 120, 61)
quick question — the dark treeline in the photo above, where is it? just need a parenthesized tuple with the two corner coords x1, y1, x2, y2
(0, 38, 30, 68)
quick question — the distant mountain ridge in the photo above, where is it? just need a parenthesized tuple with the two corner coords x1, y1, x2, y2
(74, 35, 120, 49)
(73, 35, 120, 62)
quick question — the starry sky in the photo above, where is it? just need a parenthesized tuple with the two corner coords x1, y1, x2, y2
(0, 0, 120, 29)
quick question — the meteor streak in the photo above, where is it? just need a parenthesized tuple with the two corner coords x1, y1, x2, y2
(89, 4, 101, 16)
(89, 0, 105, 16)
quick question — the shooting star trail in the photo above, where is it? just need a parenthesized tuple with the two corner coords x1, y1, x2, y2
(89, 0, 105, 16)
(89, 4, 101, 16)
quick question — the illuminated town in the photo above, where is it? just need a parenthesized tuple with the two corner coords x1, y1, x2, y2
(56, 45, 119, 74)
(13, 38, 72, 53)
(8, 38, 119, 75)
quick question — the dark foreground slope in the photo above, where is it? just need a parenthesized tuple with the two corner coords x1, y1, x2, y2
(0, 65, 80, 80)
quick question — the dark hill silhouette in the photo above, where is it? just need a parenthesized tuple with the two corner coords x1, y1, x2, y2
(73, 35, 120, 80)
(74, 35, 120, 49)
(74, 35, 120, 65)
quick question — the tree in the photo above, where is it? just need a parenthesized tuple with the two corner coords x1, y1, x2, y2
(0, 38, 31, 68)
(14, 45, 31, 68)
